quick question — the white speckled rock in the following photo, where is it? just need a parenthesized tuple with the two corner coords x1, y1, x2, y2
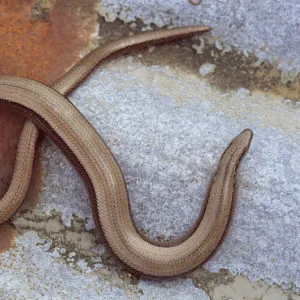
(0, 232, 130, 299)
(1, 1, 299, 298)
(35, 57, 300, 292)
(138, 279, 209, 299)
(199, 63, 217, 76)
(99, 0, 300, 77)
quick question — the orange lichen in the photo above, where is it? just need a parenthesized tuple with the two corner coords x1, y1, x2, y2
(0, 0, 97, 84)
(0, 1, 97, 204)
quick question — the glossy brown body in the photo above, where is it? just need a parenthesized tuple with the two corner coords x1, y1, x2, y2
(0, 27, 253, 277)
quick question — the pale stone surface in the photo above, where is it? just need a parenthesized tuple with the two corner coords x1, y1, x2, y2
(2, 0, 300, 298)
(199, 63, 217, 76)
(210, 275, 300, 300)
(138, 279, 209, 300)
(0, 232, 130, 299)
(33, 57, 300, 294)
(99, 0, 300, 77)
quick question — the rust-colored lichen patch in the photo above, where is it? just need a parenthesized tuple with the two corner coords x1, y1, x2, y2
(0, 1, 98, 202)
(0, 223, 17, 253)
(0, 0, 97, 83)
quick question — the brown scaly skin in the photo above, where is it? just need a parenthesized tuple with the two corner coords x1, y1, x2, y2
(0, 26, 253, 277)
(189, 0, 202, 5)
(0, 26, 211, 225)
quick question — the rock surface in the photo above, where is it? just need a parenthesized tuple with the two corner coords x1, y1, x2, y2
(99, 0, 300, 77)
(0, 0, 300, 299)
(0, 0, 98, 199)
(38, 58, 300, 293)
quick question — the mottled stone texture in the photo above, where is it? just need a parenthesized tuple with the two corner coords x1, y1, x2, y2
(0, 0, 97, 199)
(99, 0, 300, 76)
(0, 0, 300, 299)
(39, 58, 300, 292)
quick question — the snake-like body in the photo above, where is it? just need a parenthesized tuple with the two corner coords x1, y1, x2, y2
(0, 26, 252, 277)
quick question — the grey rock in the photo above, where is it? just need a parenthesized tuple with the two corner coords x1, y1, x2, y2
(38, 58, 300, 290)
(138, 279, 209, 299)
(99, 0, 300, 76)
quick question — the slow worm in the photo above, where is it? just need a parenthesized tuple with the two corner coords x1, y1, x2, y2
(0, 26, 253, 277)
(189, 0, 202, 5)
